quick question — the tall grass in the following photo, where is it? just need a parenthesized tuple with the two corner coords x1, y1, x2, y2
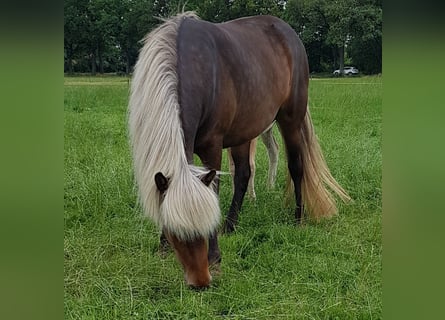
(64, 76, 382, 319)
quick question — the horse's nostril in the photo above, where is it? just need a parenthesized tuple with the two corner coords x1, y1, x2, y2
(189, 283, 210, 291)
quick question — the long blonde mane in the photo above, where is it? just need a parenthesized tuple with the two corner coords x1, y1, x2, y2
(128, 12, 220, 240)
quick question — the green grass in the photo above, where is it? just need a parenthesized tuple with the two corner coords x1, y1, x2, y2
(64, 76, 382, 319)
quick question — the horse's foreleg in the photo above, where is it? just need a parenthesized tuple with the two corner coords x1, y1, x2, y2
(228, 139, 257, 201)
(223, 142, 251, 233)
(196, 145, 223, 266)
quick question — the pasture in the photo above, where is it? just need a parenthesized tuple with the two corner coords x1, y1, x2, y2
(64, 75, 382, 319)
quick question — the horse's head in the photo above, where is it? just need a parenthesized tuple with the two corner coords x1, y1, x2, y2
(155, 170, 217, 288)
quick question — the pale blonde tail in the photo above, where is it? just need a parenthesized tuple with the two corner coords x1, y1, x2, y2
(286, 109, 351, 220)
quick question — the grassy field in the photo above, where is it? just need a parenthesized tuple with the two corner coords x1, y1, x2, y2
(64, 75, 382, 319)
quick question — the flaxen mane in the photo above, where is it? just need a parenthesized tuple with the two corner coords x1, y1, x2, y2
(128, 12, 220, 240)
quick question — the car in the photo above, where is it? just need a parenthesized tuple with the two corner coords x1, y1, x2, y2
(333, 66, 359, 76)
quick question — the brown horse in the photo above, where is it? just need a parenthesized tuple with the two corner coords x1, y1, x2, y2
(129, 12, 350, 288)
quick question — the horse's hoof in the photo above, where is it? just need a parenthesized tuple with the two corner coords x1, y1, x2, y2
(222, 222, 235, 234)
(158, 242, 171, 258)
(208, 254, 221, 266)
(295, 215, 304, 225)
(209, 262, 222, 277)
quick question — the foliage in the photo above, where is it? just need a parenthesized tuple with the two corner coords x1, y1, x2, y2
(64, 0, 156, 74)
(283, 0, 382, 73)
(347, 1, 382, 74)
(64, 0, 381, 74)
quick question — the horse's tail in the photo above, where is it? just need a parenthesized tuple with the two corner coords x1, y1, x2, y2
(129, 12, 220, 240)
(285, 109, 351, 220)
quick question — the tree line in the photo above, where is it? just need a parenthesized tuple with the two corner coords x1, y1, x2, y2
(64, 0, 382, 75)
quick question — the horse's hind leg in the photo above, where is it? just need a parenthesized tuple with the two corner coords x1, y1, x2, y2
(227, 148, 235, 189)
(276, 118, 305, 223)
(223, 141, 252, 233)
(261, 125, 279, 188)
(247, 139, 257, 200)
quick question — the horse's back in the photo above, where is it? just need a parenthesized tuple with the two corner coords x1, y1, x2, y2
(222, 16, 309, 127)
(177, 14, 308, 148)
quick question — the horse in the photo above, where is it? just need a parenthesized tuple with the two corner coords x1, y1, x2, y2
(128, 12, 350, 289)
(228, 124, 279, 200)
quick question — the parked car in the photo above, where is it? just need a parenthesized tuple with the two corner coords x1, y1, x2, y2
(333, 66, 359, 76)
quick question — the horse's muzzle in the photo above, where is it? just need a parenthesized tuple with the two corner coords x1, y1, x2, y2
(185, 271, 212, 290)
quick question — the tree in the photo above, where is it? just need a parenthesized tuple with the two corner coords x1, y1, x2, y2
(283, 0, 332, 72)
(195, 0, 284, 23)
(347, 0, 382, 74)
(114, 0, 156, 74)
(283, 0, 381, 74)
(64, 0, 91, 74)
(64, 0, 381, 75)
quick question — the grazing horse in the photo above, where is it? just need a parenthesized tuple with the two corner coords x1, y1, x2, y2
(129, 12, 350, 288)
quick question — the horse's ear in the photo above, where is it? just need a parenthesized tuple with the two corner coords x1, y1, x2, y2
(155, 172, 169, 193)
(201, 170, 216, 186)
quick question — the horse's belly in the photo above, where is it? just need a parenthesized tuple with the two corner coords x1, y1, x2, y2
(221, 90, 284, 148)
(222, 116, 275, 148)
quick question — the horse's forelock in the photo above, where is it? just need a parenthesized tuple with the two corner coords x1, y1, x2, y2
(160, 166, 220, 240)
